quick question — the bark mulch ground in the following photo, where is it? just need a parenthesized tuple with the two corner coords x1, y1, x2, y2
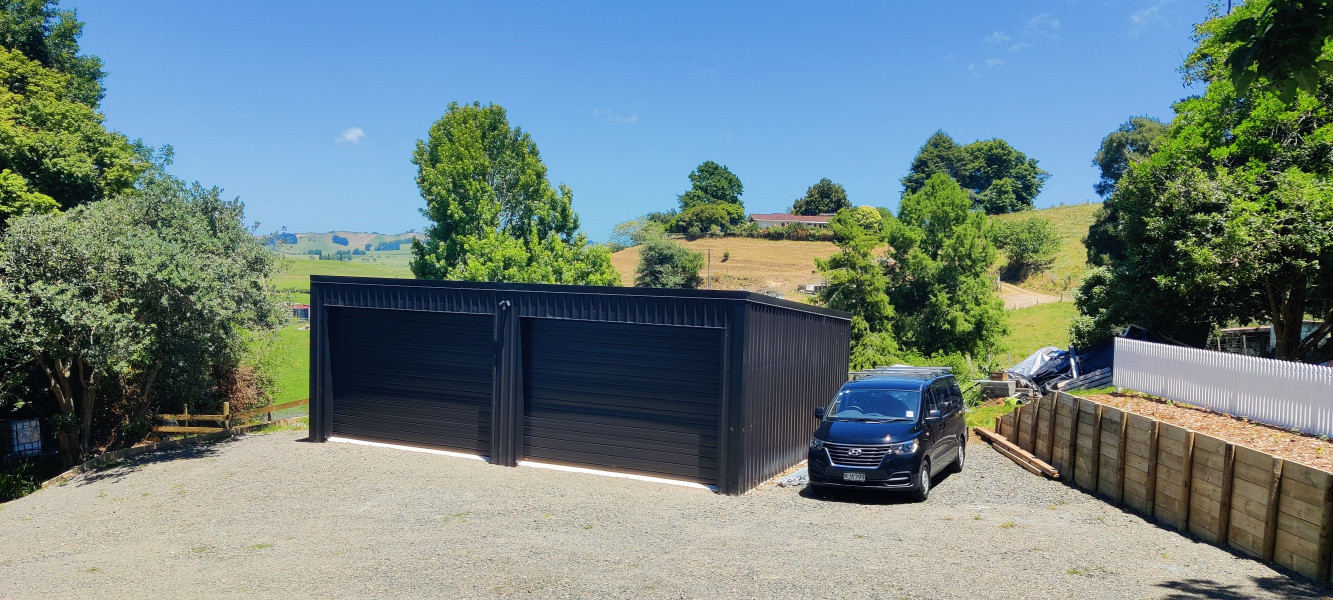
(1085, 391, 1333, 473)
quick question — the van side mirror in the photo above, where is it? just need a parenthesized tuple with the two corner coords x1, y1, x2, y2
(814, 407, 826, 420)
(927, 409, 942, 420)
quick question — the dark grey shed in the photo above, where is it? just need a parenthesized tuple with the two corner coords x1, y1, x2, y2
(307, 275, 850, 495)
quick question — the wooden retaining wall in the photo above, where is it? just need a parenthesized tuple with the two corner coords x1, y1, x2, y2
(993, 392, 1333, 584)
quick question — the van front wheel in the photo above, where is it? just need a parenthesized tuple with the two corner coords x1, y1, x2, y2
(911, 460, 931, 502)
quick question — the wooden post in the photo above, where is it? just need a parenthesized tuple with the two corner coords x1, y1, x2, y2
(1218, 444, 1236, 546)
(1116, 413, 1129, 506)
(222, 402, 230, 431)
(1065, 396, 1079, 477)
(1318, 479, 1333, 585)
(1043, 396, 1057, 462)
(1011, 404, 1023, 444)
(1026, 400, 1040, 454)
(1089, 405, 1104, 492)
(1178, 431, 1196, 533)
(183, 404, 189, 424)
(1261, 458, 1285, 562)
(1145, 421, 1160, 521)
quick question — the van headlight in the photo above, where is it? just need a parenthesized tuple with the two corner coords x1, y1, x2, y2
(887, 439, 918, 455)
(810, 438, 824, 449)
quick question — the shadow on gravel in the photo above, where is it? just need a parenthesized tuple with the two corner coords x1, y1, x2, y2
(798, 471, 961, 505)
(1154, 575, 1329, 599)
(72, 438, 238, 487)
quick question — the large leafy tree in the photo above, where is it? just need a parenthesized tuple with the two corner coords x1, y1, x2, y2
(678, 160, 743, 210)
(1211, 0, 1333, 100)
(792, 177, 851, 215)
(815, 206, 897, 369)
(901, 132, 1049, 214)
(0, 157, 282, 464)
(0, 45, 141, 227)
(1073, 3, 1333, 361)
(1085, 116, 1169, 266)
(884, 173, 1007, 356)
(0, 0, 105, 107)
(1092, 117, 1168, 199)
(410, 102, 619, 285)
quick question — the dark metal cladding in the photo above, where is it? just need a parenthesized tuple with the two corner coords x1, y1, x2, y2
(308, 275, 850, 494)
(729, 303, 851, 494)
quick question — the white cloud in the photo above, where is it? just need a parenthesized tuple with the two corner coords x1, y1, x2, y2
(1008, 42, 1031, 52)
(1026, 12, 1061, 33)
(968, 62, 981, 78)
(984, 31, 1011, 44)
(592, 108, 638, 124)
(985, 58, 1005, 67)
(1129, 0, 1173, 38)
(336, 127, 365, 145)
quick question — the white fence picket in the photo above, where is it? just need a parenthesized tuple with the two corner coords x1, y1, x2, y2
(1113, 338, 1333, 438)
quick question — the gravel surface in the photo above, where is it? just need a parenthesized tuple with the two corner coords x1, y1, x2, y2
(2, 431, 1329, 600)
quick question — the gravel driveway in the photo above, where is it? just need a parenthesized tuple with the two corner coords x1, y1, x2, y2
(2, 431, 1328, 600)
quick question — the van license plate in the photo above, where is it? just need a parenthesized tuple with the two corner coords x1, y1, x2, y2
(843, 472, 866, 482)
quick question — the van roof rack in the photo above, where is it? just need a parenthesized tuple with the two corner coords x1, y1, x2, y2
(849, 365, 953, 381)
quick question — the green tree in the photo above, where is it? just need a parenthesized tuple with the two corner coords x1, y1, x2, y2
(634, 239, 704, 289)
(792, 178, 850, 215)
(607, 216, 665, 251)
(1206, 0, 1333, 100)
(900, 131, 963, 196)
(670, 202, 745, 238)
(0, 161, 282, 465)
(901, 132, 1048, 214)
(1085, 116, 1169, 267)
(0, 45, 142, 227)
(410, 102, 619, 286)
(961, 139, 1049, 214)
(1, 0, 105, 107)
(678, 160, 743, 210)
(815, 206, 897, 369)
(1092, 117, 1168, 198)
(992, 216, 1060, 278)
(884, 173, 1007, 356)
(1074, 8, 1333, 360)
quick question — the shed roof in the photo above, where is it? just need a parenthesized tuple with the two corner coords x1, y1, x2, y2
(309, 276, 852, 320)
(748, 213, 833, 223)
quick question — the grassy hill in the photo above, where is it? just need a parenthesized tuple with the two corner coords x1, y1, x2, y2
(989, 202, 1101, 294)
(270, 231, 424, 267)
(611, 237, 838, 298)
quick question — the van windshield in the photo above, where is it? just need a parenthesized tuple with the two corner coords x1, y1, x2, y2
(826, 389, 921, 422)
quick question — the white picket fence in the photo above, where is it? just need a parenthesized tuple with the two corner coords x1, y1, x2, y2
(1114, 337, 1333, 438)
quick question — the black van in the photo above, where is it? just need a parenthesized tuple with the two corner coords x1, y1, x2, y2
(807, 367, 967, 501)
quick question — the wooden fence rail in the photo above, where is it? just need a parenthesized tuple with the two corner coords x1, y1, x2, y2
(990, 392, 1333, 584)
(151, 399, 309, 435)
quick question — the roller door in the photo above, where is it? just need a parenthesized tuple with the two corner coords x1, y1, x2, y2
(522, 318, 723, 485)
(329, 307, 494, 454)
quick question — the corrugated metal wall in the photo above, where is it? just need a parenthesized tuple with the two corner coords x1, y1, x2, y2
(729, 303, 851, 494)
(309, 276, 850, 494)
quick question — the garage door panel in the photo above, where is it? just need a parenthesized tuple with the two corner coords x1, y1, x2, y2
(331, 423, 490, 454)
(330, 307, 494, 454)
(523, 318, 721, 485)
(527, 396, 718, 426)
(526, 413, 719, 448)
(526, 380, 721, 406)
(524, 446, 717, 482)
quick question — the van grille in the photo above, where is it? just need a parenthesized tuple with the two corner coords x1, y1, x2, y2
(825, 443, 890, 467)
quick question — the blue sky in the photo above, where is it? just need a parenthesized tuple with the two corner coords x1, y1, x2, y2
(68, 1, 1208, 241)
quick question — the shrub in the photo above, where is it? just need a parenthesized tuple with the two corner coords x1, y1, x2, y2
(634, 239, 704, 288)
(992, 216, 1059, 278)
(669, 203, 744, 238)
(330, 234, 349, 246)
